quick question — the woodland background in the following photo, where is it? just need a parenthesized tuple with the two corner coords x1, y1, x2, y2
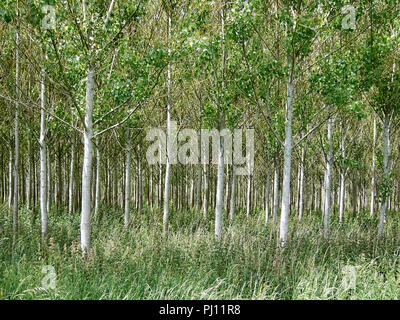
(0, 0, 400, 299)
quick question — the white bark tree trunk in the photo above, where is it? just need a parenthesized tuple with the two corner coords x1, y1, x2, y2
(68, 140, 75, 215)
(215, 135, 225, 238)
(39, 70, 48, 240)
(158, 143, 162, 208)
(8, 149, 12, 209)
(94, 142, 100, 218)
(378, 113, 390, 238)
(203, 163, 208, 218)
(124, 129, 131, 227)
(265, 167, 270, 224)
(138, 146, 143, 213)
(370, 116, 377, 216)
(324, 116, 334, 238)
(224, 166, 229, 213)
(279, 75, 294, 247)
(190, 174, 194, 208)
(26, 140, 31, 209)
(230, 164, 237, 221)
(80, 67, 95, 255)
(196, 162, 202, 212)
(246, 164, 251, 218)
(298, 146, 305, 220)
(13, 28, 20, 236)
(273, 164, 279, 223)
(215, 0, 226, 239)
(47, 148, 51, 213)
(339, 134, 346, 224)
(163, 13, 172, 234)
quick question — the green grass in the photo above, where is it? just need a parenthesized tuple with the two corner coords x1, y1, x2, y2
(1, 203, 400, 300)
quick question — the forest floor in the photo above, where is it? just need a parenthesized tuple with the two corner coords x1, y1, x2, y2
(1, 204, 400, 299)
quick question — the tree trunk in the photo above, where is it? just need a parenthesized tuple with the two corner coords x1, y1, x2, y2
(224, 166, 229, 214)
(279, 74, 294, 247)
(196, 162, 202, 212)
(203, 163, 208, 218)
(124, 129, 131, 227)
(8, 149, 12, 209)
(138, 146, 143, 214)
(39, 70, 48, 240)
(339, 133, 346, 224)
(163, 12, 172, 234)
(80, 67, 95, 255)
(370, 116, 377, 216)
(298, 145, 305, 220)
(324, 116, 334, 238)
(68, 140, 75, 215)
(13, 28, 20, 237)
(26, 139, 31, 209)
(215, 129, 225, 238)
(378, 113, 390, 238)
(265, 167, 270, 223)
(246, 155, 252, 218)
(273, 164, 279, 223)
(94, 141, 100, 218)
(214, 1, 226, 239)
(47, 149, 51, 213)
(230, 164, 237, 221)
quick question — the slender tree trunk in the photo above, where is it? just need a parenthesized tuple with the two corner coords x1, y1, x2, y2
(237, 176, 241, 211)
(324, 116, 334, 238)
(215, 130, 225, 238)
(158, 146, 163, 208)
(80, 67, 95, 255)
(378, 113, 390, 238)
(26, 139, 31, 209)
(8, 149, 12, 209)
(124, 129, 131, 227)
(47, 149, 51, 213)
(230, 164, 237, 221)
(298, 145, 305, 220)
(265, 167, 270, 223)
(113, 164, 118, 210)
(68, 140, 75, 215)
(224, 166, 229, 214)
(39, 70, 48, 240)
(56, 145, 62, 210)
(279, 74, 294, 247)
(370, 116, 377, 216)
(163, 12, 172, 234)
(94, 142, 100, 218)
(339, 133, 346, 223)
(246, 154, 252, 218)
(190, 173, 194, 209)
(273, 164, 279, 223)
(138, 146, 143, 214)
(203, 163, 208, 218)
(149, 166, 153, 210)
(351, 178, 357, 215)
(195, 113, 203, 211)
(214, 0, 226, 239)
(196, 160, 202, 212)
(296, 163, 301, 214)
(13, 26, 20, 237)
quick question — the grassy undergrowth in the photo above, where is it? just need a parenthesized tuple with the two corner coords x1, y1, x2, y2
(1, 203, 400, 299)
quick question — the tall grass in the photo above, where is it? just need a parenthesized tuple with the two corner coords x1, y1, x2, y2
(1, 203, 400, 300)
